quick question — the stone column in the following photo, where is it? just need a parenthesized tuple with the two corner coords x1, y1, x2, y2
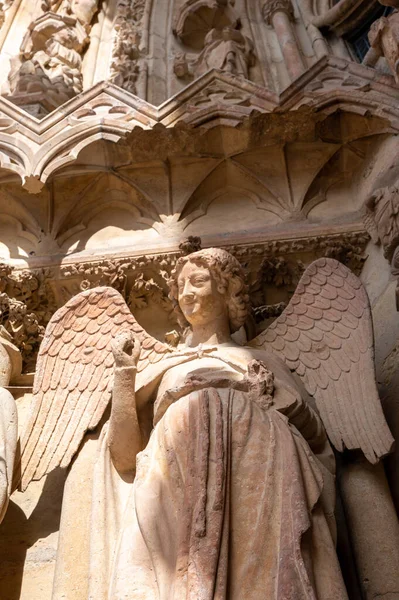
(263, 0, 306, 81)
(339, 456, 399, 599)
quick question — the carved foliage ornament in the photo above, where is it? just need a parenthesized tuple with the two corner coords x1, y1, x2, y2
(0, 263, 56, 373)
(364, 185, 399, 260)
(110, 0, 147, 95)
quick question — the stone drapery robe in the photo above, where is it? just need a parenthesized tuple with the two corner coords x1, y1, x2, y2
(0, 388, 17, 524)
(52, 346, 348, 600)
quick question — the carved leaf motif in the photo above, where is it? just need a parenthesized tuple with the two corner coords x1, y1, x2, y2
(251, 257, 394, 464)
(18, 286, 173, 491)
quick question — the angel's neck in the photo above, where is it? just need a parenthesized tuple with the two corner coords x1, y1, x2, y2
(186, 318, 231, 348)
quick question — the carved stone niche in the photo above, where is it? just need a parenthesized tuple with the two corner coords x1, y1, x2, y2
(173, 0, 255, 82)
(368, 1, 399, 84)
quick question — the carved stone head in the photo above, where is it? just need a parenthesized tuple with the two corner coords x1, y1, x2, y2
(169, 247, 249, 333)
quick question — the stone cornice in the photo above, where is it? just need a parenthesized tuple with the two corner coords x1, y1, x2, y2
(0, 57, 397, 192)
(12, 226, 369, 273)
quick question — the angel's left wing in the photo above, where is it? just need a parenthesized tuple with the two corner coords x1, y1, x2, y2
(17, 286, 173, 491)
(250, 258, 394, 464)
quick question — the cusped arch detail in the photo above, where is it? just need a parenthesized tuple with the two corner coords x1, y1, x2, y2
(33, 123, 139, 185)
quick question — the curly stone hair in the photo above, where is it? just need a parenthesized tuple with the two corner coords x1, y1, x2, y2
(168, 248, 250, 333)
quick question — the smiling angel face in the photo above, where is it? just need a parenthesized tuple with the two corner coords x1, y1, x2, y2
(169, 248, 249, 334)
(177, 260, 228, 328)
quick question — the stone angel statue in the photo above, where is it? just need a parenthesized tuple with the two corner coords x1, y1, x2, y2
(17, 248, 393, 600)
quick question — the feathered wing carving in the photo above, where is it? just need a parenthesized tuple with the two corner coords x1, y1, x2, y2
(251, 258, 394, 464)
(18, 286, 173, 491)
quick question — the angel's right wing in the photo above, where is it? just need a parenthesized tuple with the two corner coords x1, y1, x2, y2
(250, 258, 394, 464)
(18, 286, 173, 491)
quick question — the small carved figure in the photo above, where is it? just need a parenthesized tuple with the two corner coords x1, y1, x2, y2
(0, 328, 18, 524)
(369, 1, 399, 83)
(196, 23, 255, 77)
(6, 0, 99, 111)
(173, 51, 193, 80)
(10, 26, 85, 103)
(175, 22, 255, 80)
(17, 249, 393, 599)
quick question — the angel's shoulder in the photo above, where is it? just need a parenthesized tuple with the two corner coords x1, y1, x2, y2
(219, 344, 295, 380)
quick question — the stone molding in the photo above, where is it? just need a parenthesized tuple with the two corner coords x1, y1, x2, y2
(0, 57, 397, 193)
(312, 0, 378, 36)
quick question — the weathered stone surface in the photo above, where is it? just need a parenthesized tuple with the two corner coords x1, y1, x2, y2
(0, 330, 19, 525)
(0, 1, 398, 598)
(8, 248, 394, 599)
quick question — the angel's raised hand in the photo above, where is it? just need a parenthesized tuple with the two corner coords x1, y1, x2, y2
(112, 330, 141, 369)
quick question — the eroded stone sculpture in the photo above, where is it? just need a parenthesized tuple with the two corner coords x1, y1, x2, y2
(368, 1, 399, 83)
(174, 2, 255, 81)
(364, 183, 399, 307)
(6, 0, 99, 115)
(17, 249, 393, 599)
(193, 23, 255, 78)
(0, 328, 19, 524)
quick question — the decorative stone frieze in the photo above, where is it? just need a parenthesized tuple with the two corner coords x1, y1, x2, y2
(0, 58, 396, 193)
(0, 230, 367, 370)
(110, 0, 147, 95)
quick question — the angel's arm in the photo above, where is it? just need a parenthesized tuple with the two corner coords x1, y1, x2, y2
(273, 379, 328, 452)
(108, 331, 143, 474)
